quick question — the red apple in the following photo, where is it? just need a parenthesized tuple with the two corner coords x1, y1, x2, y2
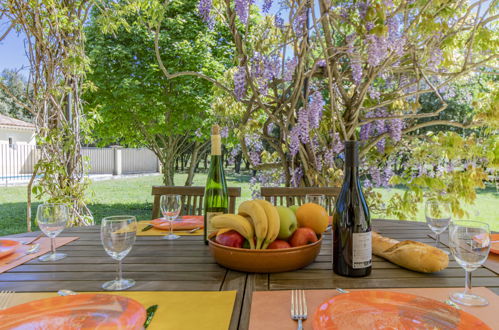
(216, 230, 245, 248)
(267, 240, 292, 249)
(289, 227, 318, 247)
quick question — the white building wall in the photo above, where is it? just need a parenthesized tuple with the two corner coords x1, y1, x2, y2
(0, 127, 36, 145)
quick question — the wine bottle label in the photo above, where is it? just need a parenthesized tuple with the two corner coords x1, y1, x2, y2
(211, 135, 221, 155)
(352, 232, 372, 269)
(206, 211, 223, 238)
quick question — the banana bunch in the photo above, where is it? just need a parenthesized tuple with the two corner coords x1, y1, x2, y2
(211, 199, 280, 249)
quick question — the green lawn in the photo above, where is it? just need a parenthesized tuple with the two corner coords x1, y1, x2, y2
(0, 171, 497, 236)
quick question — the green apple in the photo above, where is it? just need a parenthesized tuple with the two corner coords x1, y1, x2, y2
(276, 206, 298, 240)
(289, 205, 299, 214)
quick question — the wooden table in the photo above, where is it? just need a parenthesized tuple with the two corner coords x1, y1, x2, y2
(2, 219, 498, 329)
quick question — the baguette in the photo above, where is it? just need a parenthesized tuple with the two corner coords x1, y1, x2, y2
(372, 232, 449, 273)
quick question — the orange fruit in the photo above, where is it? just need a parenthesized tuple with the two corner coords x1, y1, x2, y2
(296, 203, 328, 234)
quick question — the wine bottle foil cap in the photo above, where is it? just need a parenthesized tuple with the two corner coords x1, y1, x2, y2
(211, 124, 220, 135)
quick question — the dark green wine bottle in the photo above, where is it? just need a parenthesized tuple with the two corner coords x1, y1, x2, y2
(333, 140, 372, 277)
(204, 125, 228, 244)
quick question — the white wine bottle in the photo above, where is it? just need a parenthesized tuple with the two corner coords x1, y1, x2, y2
(204, 125, 228, 244)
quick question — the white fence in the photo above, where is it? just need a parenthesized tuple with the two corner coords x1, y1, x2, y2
(0, 144, 159, 184)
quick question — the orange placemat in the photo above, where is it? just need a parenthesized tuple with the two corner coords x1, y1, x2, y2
(137, 218, 203, 236)
(249, 287, 499, 330)
(0, 237, 79, 274)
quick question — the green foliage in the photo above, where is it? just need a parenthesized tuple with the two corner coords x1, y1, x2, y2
(0, 69, 32, 121)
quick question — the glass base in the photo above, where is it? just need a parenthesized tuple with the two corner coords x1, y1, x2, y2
(38, 252, 67, 262)
(450, 291, 488, 306)
(102, 278, 135, 291)
(163, 234, 180, 240)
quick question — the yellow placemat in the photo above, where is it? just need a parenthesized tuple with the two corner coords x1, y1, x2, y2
(7, 291, 236, 330)
(137, 221, 203, 236)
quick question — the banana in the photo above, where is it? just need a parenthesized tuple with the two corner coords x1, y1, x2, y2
(238, 200, 268, 249)
(254, 199, 280, 249)
(211, 214, 255, 249)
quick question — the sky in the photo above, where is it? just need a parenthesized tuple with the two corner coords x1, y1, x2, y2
(0, 18, 29, 74)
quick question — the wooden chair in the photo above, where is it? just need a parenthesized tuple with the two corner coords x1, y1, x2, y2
(260, 187, 341, 215)
(151, 186, 241, 219)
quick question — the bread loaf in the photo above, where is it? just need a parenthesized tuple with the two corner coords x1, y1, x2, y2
(372, 232, 449, 273)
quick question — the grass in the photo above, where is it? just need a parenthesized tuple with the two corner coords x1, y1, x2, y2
(0, 170, 497, 236)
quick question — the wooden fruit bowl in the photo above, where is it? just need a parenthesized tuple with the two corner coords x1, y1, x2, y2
(208, 235, 322, 273)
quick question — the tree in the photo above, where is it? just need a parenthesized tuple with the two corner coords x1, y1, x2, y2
(84, 0, 232, 185)
(143, 0, 497, 217)
(0, 69, 32, 121)
(2, 0, 94, 228)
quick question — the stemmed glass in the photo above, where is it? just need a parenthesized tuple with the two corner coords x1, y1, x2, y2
(160, 194, 182, 240)
(448, 220, 490, 306)
(425, 201, 451, 249)
(101, 215, 137, 291)
(306, 194, 326, 208)
(37, 203, 68, 262)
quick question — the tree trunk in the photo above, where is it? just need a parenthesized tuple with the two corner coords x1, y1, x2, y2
(161, 157, 175, 186)
(204, 154, 208, 169)
(180, 154, 184, 171)
(234, 151, 242, 174)
(185, 142, 201, 186)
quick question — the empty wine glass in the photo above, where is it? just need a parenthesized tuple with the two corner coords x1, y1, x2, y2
(448, 220, 490, 306)
(425, 201, 451, 249)
(37, 203, 69, 261)
(160, 194, 182, 240)
(101, 215, 137, 291)
(306, 194, 326, 207)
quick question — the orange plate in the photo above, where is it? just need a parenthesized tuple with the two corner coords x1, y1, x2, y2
(490, 234, 499, 255)
(151, 215, 204, 231)
(0, 239, 21, 259)
(0, 294, 146, 330)
(313, 290, 490, 330)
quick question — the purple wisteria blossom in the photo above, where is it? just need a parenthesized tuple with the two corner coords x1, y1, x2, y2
(388, 118, 404, 142)
(235, 0, 251, 24)
(234, 66, 246, 100)
(283, 57, 298, 81)
(368, 85, 381, 100)
(227, 145, 241, 165)
(332, 132, 344, 153)
(290, 166, 303, 187)
(293, 9, 307, 36)
(289, 126, 300, 156)
(308, 92, 325, 129)
(198, 0, 213, 26)
(262, 0, 272, 13)
(221, 126, 229, 138)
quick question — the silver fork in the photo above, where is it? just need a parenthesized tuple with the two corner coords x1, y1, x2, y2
(0, 290, 14, 310)
(291, 290, 307, 330)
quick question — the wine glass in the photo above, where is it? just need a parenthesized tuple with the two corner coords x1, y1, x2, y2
(425, 201, 451, 249)
(37, 203, 69, 262)
(160, 194, 182, 240)
(101, 215, 137, 291)
(448, 220, 490, 306)
(306, 194, 326, 208)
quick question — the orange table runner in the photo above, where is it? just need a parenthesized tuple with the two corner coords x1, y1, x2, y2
(249, 287, 499, 330)
(0, 237, 79, 274)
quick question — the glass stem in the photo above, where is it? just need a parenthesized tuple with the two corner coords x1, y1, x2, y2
(118, 259, 123, 282)
(435, 234, 440, 248)
(169, 217, 174, 237)
(50, 237, 56, 254)
(464, 271, 471, 295)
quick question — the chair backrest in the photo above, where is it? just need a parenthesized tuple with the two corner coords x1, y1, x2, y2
(151, 186, 241, 219)
(260, 187, 340, 215)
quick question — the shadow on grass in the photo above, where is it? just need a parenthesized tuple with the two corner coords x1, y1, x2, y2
(0, 202, 153, 236)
